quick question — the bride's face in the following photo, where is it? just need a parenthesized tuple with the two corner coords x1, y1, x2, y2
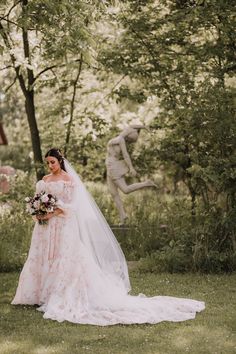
(46, 156, 61, 174)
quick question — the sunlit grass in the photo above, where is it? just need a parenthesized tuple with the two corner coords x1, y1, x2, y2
(0, 270, 236, 354)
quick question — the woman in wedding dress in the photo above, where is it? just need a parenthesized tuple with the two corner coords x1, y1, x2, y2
(11, 148, 205, 325)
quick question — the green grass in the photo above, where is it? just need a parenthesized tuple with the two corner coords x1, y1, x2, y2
(0, 270, 236, 354)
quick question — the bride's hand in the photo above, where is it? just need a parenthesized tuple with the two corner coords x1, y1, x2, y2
(36, 209, 63, 221)
(36, 213, 54, 221)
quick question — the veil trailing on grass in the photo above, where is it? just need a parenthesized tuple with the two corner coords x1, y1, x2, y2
(64, 158, 131, 292)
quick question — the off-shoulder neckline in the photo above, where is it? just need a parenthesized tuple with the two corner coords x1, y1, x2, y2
(38, 179, 74, 185)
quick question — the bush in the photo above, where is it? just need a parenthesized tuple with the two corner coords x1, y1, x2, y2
(0, 145, 33, 172)
(138, 243, 191, 273)
(1, 180, 235, 273)
(138, 202, 236, 274)
(0, 171, 35, 271)
(90, 183, 236, 273)
(0, 203, 33, 271)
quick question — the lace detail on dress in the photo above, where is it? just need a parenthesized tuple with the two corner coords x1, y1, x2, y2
(36, 180, 75, 203)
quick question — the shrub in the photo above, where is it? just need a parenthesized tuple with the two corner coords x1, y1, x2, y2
(1, 180, 235, 273)
(0, 171, 35, 271)
(0, 203, 33, 271)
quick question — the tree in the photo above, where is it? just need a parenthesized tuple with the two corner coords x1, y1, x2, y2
(100, 0, 236, 211)
(98, 0, 236, 269)
(0, 0, 104, 179)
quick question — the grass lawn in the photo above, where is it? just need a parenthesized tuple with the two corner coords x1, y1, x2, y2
(0, 270, 236, 354)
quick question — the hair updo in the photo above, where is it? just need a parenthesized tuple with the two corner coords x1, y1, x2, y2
(44, 148, 66, 172)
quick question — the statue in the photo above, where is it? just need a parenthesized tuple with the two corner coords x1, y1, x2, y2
(105, 125, 157, 224)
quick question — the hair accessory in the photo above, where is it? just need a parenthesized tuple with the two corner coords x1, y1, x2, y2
(57, 149, 64, 159)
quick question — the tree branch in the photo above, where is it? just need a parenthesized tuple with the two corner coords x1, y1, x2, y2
(34, 58, 82, 82)
(64, 53, 83, 157)
(0, 0, 21, 20)
(0, 21, 27, 96)
(224, 63, 236, 73)
(93, 74, 127, 110)
(0, 65, 14, 71)
(34, 65, 60, 81)
(21, 0, 37, 91)
(0, 17, 23, 29)
(5, 75, 17, 92)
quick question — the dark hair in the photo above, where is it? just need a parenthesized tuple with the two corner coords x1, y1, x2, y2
(45, 148, 66, 172)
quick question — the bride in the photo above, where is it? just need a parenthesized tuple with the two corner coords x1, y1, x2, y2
(11, 148, 205, 325)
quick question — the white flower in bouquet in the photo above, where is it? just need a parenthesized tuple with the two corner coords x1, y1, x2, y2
(41, 195, 49, 203)
(26, 205, 34, 214)
(33, 200, 40, 209)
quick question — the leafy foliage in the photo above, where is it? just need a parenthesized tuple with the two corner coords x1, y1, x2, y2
(1, 183, 235, 273)
(0, 0, 235, 273)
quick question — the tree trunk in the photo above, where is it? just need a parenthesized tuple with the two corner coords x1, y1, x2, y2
(21, 0, 44, 180)
(0, 18, 44, 180)
(64, 54, 83, 157)
(187, 180, 196, 218)
(25, 91, 44, 180)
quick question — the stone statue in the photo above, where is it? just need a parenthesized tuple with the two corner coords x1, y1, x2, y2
(105, 125, 157, 224)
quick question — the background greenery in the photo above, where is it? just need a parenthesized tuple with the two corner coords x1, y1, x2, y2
(0, 3, 236, 353)
(0, 176, 235, 273)
(0, 0, 235, 273)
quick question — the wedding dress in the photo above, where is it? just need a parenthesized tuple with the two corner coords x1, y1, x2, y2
(11, 160, 205, 325)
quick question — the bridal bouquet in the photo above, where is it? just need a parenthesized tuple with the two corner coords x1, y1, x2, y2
(25, 192, 58, 225)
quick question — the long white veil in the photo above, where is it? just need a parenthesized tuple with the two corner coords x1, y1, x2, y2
(64, 159, 131, 292)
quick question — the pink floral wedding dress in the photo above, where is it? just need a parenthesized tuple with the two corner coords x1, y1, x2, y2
(12, 170, 205, 326)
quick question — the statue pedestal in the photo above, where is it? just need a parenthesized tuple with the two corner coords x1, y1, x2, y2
(110, 224, 130, 230)
(110, 224, 132, 236)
